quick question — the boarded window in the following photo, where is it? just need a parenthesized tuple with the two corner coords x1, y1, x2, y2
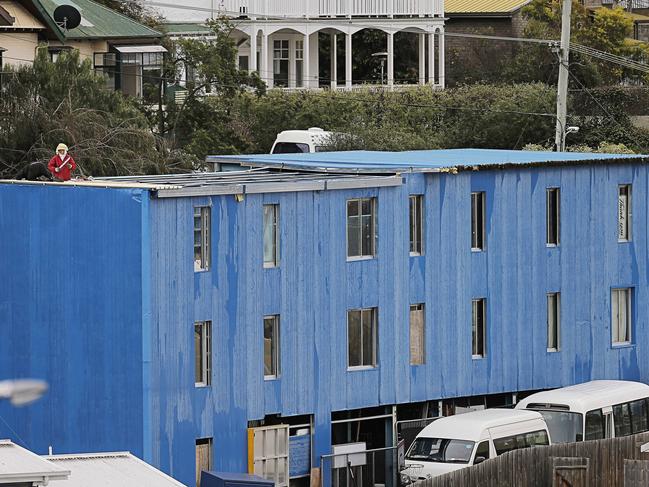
(196, 438, 213, 487)
(612, 288, 632, 345)
(409, 304, 425, 365)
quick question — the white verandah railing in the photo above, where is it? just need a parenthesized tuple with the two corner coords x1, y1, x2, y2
(218, 0, 443, 18)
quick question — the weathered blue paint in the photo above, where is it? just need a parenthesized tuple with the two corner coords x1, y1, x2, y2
(2, 155, 649, 486)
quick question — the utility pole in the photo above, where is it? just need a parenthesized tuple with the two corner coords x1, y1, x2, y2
(554, 0, 572, 151)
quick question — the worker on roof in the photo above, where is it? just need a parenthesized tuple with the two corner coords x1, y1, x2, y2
(48, 143, 76, 181)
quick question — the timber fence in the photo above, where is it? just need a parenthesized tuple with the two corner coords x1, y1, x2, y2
(414, 432, 649, 487)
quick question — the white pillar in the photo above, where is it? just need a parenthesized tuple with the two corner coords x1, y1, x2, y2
(330, 33, 338, 89)
(387, 31, 394, 89)
(345, 32, 352, 89)
(427, 32, 435, 85)
(304, 32, 310, 88)
(418, 33, 425, 85)
(261, 33, 271, 88)
(438, 29, 445, 88)
(249, 30, 258, 73)
(289, 38, 296, 89)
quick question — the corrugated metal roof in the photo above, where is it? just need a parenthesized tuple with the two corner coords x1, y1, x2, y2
(33, 0, 161, 39)
(445, 0, 531, 14)
(45, 452, 186, 486)
(207, 149, 647, 173)
(0, 440, 70, 483)
(161, 22, 212, 35)
(0, 1, 45, 29)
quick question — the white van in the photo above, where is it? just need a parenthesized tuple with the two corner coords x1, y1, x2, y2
(402, 409, 550, 481)
(270, 127, 334, 154)
(515, 380, 649, 443)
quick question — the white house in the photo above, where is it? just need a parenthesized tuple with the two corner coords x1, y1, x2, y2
(145, 0, 445, 89)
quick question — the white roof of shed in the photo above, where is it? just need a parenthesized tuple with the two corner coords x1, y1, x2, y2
(44, 452, 186, 487)
(0, 439, 70, 483)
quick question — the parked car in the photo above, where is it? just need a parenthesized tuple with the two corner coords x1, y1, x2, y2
(402, 409, 550, 482)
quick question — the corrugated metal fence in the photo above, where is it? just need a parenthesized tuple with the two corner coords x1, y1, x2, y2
(413, 432, 649, 487)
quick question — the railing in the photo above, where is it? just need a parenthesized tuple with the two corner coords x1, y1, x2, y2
(217, 0, 442, 18)
(320, 446, 399, 487)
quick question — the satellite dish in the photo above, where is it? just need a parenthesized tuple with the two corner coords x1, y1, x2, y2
(53, 5, 81, 30)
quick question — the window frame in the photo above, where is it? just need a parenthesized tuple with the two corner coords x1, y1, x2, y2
(263, 204, 280, 268)
(618, 184, 632, 242)
(546, 187, 560, 246)
(194, 321, 212, 387)
(346, 197, 377, 260)
(409, 303, 426, 365)
(471, 192, 486, 251)
(347, 307, 378, 370)
(194, 206, 211, 272)
(409, 195, 424, 256)
(547, 292, 561, 352)
(471, 298, 486, 358)
(264, 315, 280, 379)
(611, 287, 632, 346)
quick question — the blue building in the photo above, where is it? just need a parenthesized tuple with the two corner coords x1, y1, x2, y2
(1, 149, 648, 486)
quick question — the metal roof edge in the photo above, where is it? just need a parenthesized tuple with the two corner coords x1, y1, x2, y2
(27, 0, 64, 41)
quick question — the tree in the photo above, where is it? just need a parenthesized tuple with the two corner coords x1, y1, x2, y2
(0, 49, 191, 178)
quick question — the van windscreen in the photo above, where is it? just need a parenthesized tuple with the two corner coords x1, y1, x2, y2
(271, 142, 310, 154)
(405, 438, 475, 464)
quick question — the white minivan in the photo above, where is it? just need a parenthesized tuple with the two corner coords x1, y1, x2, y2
(402, 409, 550, 481)
(270, 127, 334, 154)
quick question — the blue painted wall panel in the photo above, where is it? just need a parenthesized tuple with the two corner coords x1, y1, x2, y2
(0, 185, 144, 456)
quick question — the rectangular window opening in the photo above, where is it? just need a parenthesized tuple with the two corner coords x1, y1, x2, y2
(347, 198, 376, 259)
(471, 192, 485, 251)
(194, 321, 212, 387)
(347, 308, 378, 368)
(263, 204, 280, 268)
(410, 304, 425, 365)
(472, 298, 486, 358)
(547, 293, 560, 351)
(612, 288, 632, 345)
(409, 195, 424, 255)
(546, 188, 560, 246)
(196, 438, 213, 487)
(264, 315, 280, 379)
(618, 185, 632, 241)
(194, 206, 211, 272)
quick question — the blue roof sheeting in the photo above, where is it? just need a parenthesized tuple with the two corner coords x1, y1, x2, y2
(207, 149, 647, 173)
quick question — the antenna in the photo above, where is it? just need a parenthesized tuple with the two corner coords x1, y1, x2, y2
(53, 5, 81, 31)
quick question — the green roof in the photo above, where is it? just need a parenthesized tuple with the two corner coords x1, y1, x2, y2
(31, 0, 161, 40)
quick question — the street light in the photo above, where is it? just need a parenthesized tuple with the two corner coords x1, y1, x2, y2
(371, 52, 388, 85)
(0, 379, 48, 406)
(560, 126, 580, 152)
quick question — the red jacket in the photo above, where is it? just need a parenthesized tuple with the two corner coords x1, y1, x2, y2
(48, 154, 76, 181)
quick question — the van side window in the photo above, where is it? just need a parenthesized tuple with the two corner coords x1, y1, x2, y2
(613, 403, 632, 437)
(585, 409, 605, 440)
(629, 399, 649, 434)
(475, 441, 490, 461)
(493, 430, 548, 456)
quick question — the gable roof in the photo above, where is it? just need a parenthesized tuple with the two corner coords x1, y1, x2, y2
(0, 440, 70, 484)
(0, 1, 45, 30)
(29, 0, 161, 41)
(445, 0, 532, 15)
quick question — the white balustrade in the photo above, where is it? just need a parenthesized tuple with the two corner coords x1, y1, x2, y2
(217, 0, 441, 18)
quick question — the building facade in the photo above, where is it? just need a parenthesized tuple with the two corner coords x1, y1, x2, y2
(147, 0, 446, 90)
(1, 150, 649, 486)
